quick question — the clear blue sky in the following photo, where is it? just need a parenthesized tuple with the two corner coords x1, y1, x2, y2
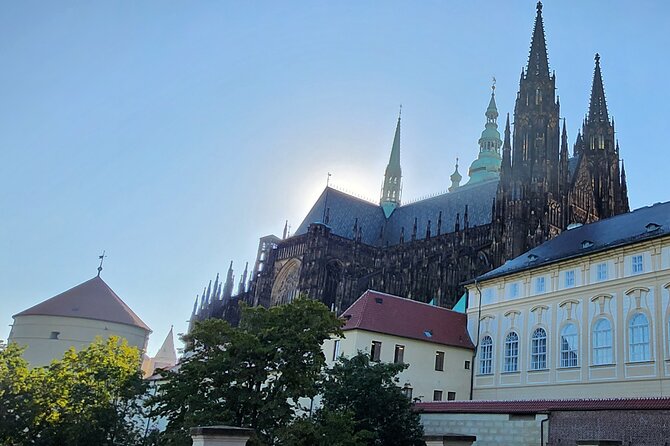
(1, 1, 667, 355)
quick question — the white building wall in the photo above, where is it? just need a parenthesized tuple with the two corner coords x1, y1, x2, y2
(9, 314, 149, 367)
(466, 237, 670, 400)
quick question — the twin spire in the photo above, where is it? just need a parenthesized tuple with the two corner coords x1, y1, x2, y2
(588, 53, 609, 124)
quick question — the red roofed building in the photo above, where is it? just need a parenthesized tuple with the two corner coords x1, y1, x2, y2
(323, 290, 474, 403)
(9, 275, 151, 367)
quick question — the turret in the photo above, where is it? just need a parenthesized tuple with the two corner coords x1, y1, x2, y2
(449, 159, 462, 192)
(465, 82, 503, 186)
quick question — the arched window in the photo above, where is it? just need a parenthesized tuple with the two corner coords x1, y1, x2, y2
(593, 318, 613, 365)
(531, 328, 547, 370)
(560, 323, 579, 367)
(479, 336, 493, 375)
(504, 332, 519, 372)
(629, 313, 650, 362)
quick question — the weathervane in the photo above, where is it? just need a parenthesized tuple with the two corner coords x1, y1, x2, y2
(492, 76, 496, 92)
(97, 250, 106, 277)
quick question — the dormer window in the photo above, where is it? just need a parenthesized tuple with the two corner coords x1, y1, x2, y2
(581, 240, 594, 249)
(646, 223, 661, 233)
(528, 254, 539, 262)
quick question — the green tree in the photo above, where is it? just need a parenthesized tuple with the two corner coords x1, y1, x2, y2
(149, 296, 343, 445)
(0, 343, 38, 445)
(318, 352, 425, 446)
(0, 337, 147, 446)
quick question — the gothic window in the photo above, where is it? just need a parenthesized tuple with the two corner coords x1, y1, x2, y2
(629, 313, 650, 362)
(531, 328, 547, 370)
(323, 261, 343, 311)
(270, 259, 301, 306)
(536, 88, 542, 105)
(592, 318, 613, 365)
(479, 336, 493, 375)
(560, 323, 579, 368)
(522, 134, 529, 160)
(504, 332, 519, 372)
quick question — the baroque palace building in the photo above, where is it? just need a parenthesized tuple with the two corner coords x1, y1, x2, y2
(190, 2, 629, 327)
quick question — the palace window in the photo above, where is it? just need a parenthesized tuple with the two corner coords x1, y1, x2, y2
(560, 323, 579, 368)
(371, 341, 382, 362)
(564, 270, 575, 288)
(504, 332, 519, 372)
(596, 263, 608, 281)
(535, 277, 546, 294)
(629, 313, 651, 362)
(531, 328, 547, 370)
(394, 344, 405, 364)
(632, 255, 644, 274)
(592, 318, 613, 365)
(510, 282, 520, 299)
(479, 336, 493, 375)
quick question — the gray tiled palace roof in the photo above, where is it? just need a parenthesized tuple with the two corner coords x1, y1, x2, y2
(477, 200, 670, 282)
(294, 179, 498, 246)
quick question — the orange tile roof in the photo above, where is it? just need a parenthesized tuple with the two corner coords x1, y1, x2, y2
(341, 290, 474, 350)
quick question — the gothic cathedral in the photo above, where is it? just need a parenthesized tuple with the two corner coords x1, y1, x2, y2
(190, 2, 629, 327)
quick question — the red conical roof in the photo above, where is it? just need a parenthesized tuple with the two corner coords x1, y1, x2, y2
(14, 276, 150, 332)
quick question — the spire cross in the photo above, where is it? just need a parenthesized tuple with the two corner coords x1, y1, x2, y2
(595, 52, 600, 63)
(97, 250, 106, 277)
(492, 76, 496, 92)
(399, 104, 402, 119)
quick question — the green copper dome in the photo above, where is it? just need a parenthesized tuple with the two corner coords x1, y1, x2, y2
(465, 84, 503, 186)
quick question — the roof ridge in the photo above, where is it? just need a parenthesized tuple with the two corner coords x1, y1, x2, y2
(362, 289, 465, 315)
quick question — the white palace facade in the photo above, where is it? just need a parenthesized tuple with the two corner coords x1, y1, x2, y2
(466, 201, 670, 400)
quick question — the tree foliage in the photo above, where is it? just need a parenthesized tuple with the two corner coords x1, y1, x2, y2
(149, 296, 343, 445)
(0, 337, 147, 446)
(316, 352, 425, 446)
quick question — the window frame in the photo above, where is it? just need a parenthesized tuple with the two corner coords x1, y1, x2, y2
(370, 341, 382, 362)
(592, 317, 613, 365)
(435, 351, 445, 371)
(632, 254, 644, 274)
(596, 262, 608, 281)
(628, 312, 651, 362)
(530, 327, 548, 370)
(504, 331, 519, 373)
(535, 276, 546, 294)
(433, 390, 443, 402)
(559, 323, 579, 368)
(393, 344, 405, 364)
(479, 335, 493, 375)
(332, 339, 341, 361)
(564, 270, 575, 288)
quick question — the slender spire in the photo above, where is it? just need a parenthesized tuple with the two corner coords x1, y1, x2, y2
(527, 1, 550, 79)
(560, 119, 569, 159)
(620, 160, 629, 212)
(237, 262, 249, 295)
(380, 107, 403, 217)
(222, 261, 234, 300)
(500, 114, 512, 176)
(588, 53, 609, 124)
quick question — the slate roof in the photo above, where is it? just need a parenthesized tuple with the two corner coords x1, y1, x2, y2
(341, 290, 474, 350)
(477, 200, 670, 283)
(415, 398, 670, 413)
(14, 276, 151, 331)
(294, 180, 497, 247)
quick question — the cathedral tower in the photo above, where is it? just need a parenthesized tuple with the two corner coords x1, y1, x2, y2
(466, 83, 503, 186)
(380, 111, 402, 218)
(496, 1, 562, 260)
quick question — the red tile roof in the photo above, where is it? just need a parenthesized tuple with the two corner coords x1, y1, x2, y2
(14, 276, 151, 331)
(341, 290, 474, 350)
(415, 398, 670, 413)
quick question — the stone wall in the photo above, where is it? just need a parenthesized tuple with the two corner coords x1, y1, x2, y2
(548, 410, 670, 446)
(420, 413, 548, 446)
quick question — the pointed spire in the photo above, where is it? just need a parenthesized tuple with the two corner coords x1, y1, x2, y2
(449, 158, 462, 192)
(380, 107, 403, 214)
(283, 220, 288, 239)
(437, 211, 443, 236)
(151, 326, 177, 372)
(501, 113, 512, 175)
(588, 53, 609, 124)
(526, 1, 550, 79)
(560, 119, 569, 159)
(620, 159, 629, 212)
(222, 261, 234, 300)
(237, 262, 249, 295)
